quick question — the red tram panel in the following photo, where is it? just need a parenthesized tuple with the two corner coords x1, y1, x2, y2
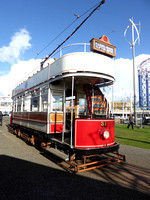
(50, 123, 63, 133)
(75, 119, 115, 149)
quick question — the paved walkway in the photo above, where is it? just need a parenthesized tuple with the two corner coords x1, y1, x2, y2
(120, 144, 150, 169)
(0, 117, 150, 199)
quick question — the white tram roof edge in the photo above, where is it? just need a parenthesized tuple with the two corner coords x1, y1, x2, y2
(12, 51, 115, 97)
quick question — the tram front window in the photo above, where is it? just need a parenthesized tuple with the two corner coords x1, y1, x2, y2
(78, 98, 85, 114)
(78, 98, 89, 117)
(82, 85, 108, 119)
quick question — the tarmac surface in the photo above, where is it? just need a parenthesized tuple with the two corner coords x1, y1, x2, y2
(0, 116, 150, 200)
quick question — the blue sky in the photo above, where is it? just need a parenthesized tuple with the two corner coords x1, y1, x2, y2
(0, 0, 150, 100)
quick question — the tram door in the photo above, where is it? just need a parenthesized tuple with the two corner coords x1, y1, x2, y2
(65, 89, 76, 132)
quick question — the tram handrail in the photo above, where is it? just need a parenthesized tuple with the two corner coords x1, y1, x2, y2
(14, 43, 90, 88)
(52, 43, 90, 58)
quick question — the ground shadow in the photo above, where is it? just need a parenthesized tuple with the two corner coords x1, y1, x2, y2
(89, 162, 150, 196)
(0, 155, 149, 200)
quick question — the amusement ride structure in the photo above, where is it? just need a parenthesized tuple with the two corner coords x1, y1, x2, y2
(138, 58, 150, 110)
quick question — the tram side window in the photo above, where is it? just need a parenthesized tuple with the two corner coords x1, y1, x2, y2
(31, 91, 40, 112)
(17, 98, 22, 112)
(13, 99, 17, 112)
(23, 96, 30, 112)
(41, 89, 48, 112)
(52, 92, 63, 112)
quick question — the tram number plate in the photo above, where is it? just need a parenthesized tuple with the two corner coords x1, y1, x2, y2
(101, 121, 107, 127)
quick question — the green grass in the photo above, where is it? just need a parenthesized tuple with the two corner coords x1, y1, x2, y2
(115, 124, 150, 150)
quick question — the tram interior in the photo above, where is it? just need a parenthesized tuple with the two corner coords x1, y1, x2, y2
(51, 77, 109, 146)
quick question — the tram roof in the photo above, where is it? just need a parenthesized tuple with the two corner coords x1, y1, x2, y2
(12, 51, 115, 97)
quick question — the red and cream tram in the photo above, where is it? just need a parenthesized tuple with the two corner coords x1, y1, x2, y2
(9, 38, 125, 172)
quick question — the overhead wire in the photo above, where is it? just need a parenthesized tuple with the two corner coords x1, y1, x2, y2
(40, 0, 106, 68)
(88, 19, 125, 36)
(35, 0, 80, 57)
(35, 19, 78, 58)
(36, 0, 104, 58)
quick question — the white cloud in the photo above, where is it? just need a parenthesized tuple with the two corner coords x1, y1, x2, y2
(0, 59, 41, 96)
(0, 29, 31, 64)
(113, 54, 150, 101)
(0, 58, 54, 96)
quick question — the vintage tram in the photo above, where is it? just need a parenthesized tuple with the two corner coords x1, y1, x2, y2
(9, 40, 125, 172)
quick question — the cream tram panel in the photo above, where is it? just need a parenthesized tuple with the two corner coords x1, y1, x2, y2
(49, 52, 114, 79)
(12, 52, 114, 97)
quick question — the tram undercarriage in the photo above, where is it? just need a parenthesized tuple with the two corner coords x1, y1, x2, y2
(7, 123, 125, 173)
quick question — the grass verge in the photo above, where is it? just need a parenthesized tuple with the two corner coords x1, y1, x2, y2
(115, 124, 150, 150)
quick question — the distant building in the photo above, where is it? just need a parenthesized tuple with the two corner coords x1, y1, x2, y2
(111, 101, 150, 122)
(111, 101, 133, 118)
(0, 96, 12, 115)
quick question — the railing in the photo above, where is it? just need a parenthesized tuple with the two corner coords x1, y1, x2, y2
(14, 43, 91, 88)
(52, 43, 90, 58)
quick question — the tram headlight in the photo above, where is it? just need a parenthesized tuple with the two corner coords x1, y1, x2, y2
(99, 129, 110, 140)
(103, 130, 110, 140)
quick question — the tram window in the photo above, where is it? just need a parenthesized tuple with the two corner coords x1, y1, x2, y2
(17, 98, 22, 112)
(31, 91, 40, 112)
(66, 96, 75, 112)
(52, 92, 63, 112)
(12, 100, 15, 112)
(41, 89, 48, 112)
(12, 99, 16, 112)
(23, 96, 30, 112)
(78, 98, 86, 114)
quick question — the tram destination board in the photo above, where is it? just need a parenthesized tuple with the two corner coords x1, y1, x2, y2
(95, 41, 114, 55)
(90, 36, 116, 58)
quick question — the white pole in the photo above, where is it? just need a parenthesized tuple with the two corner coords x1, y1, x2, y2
(124, 18, 140, 125)
(71, 76, 74, 148)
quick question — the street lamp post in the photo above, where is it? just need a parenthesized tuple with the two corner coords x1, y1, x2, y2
(132, 39, 137, 125)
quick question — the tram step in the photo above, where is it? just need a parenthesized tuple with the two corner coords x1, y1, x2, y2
(46, 147, 69, 161)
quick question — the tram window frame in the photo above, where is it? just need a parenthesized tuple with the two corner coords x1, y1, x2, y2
(78, 98, 87, 115)
(13, 99, 17, 112)
(23, 95, 31, 112)
(31, 90, 40, 112)
(51, 90, 63, 112)
(17, 97, 22, 112)
(41, 88, 48, 112)
(66, 96, 75, 112)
